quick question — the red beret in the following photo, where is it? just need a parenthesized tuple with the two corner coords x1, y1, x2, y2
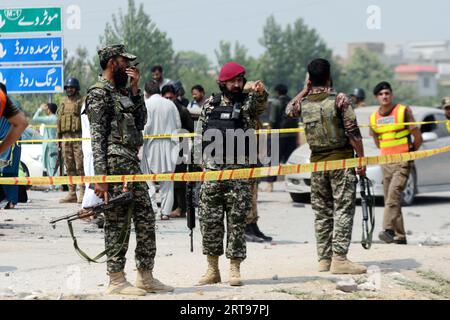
(218, 62, 246, 82)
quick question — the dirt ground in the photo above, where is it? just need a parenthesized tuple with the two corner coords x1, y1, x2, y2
(0, 182, 449, 300)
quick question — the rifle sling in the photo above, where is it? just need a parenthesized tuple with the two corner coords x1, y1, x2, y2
(67, 202, 135, 263)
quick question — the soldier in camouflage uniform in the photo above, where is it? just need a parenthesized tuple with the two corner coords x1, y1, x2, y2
(194, 62, 268, 286)
(57, 78, 85, 204)
(286, 59, 367, 274)
(85, 44, 173, 296)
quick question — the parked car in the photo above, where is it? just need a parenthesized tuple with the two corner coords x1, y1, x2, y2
(20, 127, 46, 178)
(285, 106, 450, 205)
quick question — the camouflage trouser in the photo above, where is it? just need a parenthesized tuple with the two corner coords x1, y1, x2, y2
(311, 168, 357, 261)
(246, 181, 259, 225)
(61, 132, 84, 177)
(199, 179, 252, 260)
(104, 155, 155, 273)
(381, 161, 411, 240)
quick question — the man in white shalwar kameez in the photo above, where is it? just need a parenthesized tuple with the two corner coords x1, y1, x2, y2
(141, 81, 181, 220)
(81, 103, 103, 209)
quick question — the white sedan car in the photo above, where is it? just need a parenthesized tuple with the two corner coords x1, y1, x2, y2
(285, 106, 450, 205)
(20, 127, 46, 178)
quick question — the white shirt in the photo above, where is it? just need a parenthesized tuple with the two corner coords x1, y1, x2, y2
(81, 103, 103, 208)
(187, 100, 203, 116)
(159, 78, 171, 91)
(141, 94, 181, 174)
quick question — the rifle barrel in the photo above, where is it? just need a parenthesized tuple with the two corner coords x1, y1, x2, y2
(50, 212, 79, 224)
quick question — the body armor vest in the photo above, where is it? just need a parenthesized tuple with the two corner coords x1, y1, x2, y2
(87, 82, 144, 150)
(202, 94, 249, 163)
(301, 93, 349, 153)
(59, 96, 83, 134)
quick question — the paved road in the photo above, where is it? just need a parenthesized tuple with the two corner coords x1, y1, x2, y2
(0, 182, 449, 300)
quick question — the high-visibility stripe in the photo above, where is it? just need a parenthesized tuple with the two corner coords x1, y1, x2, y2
(380, 137, 408, 148)
(371, 104, 410, 155)
(380, 129, 410, 141)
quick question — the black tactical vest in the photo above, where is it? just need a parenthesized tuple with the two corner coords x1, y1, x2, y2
(203, 94, 250, 163)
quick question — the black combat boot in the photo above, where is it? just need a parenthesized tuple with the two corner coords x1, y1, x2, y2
(250, 223, 272, 242)
(244, 224, 264, 243)
(378, 229, 395, 244)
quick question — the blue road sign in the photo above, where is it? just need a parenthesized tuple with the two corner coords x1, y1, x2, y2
(0, 65, 63, 93)
(0, 37, 63, 64)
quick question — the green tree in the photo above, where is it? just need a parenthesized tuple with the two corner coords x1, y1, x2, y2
(343, 48, 416, 105)
(214, 41, 263, 81)
(11, 94, 48, 120)
(63, 47, 97, 95)
(173, 51, 217, 96)
(259, 16, 343, 95)
(15, 47, 96, 120)
(99, 0, 175, 86)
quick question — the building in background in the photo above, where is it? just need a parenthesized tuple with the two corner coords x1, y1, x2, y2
(394, 64, 438, 97)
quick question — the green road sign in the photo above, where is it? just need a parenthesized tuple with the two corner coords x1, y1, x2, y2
(0, 7, 62, 33)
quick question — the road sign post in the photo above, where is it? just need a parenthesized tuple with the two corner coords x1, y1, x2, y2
(0, 66, 63, 94)
(0, 36, 63, 64)
(0, 7, 62, 34)
(0, 6, 64, 94)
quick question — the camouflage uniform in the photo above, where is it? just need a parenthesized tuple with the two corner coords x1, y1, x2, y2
(312, 168, 357, 260)
(286, 88, 362, 262)
(195, 90, 268, 260)
(57, 95, 85, 190)
(85, 65, 151, 273)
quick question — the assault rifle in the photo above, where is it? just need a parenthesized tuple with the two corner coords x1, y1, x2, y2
(186, 164, 199, 252)
(50, 191, 133, 226)
(360, 176, 375, 250)
(49, 191, 134, 263)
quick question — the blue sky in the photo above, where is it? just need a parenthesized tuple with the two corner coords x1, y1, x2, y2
(1, 0, 448, 62)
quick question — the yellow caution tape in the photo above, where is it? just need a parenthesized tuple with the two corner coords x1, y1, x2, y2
(29, 124, 57, 129)
(2, 145, 449, 185)
(143, 133, 197, 139)
(24, 120, 449, 144)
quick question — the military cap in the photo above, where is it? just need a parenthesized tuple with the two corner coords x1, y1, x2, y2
(441, 97, 450, 109)
(97, 44, 137, 65)
(218, 62, 246, 82)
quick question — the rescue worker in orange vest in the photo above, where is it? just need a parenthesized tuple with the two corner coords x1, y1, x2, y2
(441, 97, 450, 133)
(0, 83, 28, 157)
(370, 82, 423, 245)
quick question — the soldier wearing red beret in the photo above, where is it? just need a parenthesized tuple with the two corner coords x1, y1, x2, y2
(193, 62, 268, 287)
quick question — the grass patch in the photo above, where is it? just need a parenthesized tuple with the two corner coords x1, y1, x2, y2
(395, 270, 450, 299)
(273, 288, 380, 300)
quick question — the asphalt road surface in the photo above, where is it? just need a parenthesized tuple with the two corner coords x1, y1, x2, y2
(0, 182, 449, 300)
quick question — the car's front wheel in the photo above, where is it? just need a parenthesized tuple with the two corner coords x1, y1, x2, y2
(20, 162, 31, 190)
(290, 193, 310, 203)
(401, 167, 417, 206)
